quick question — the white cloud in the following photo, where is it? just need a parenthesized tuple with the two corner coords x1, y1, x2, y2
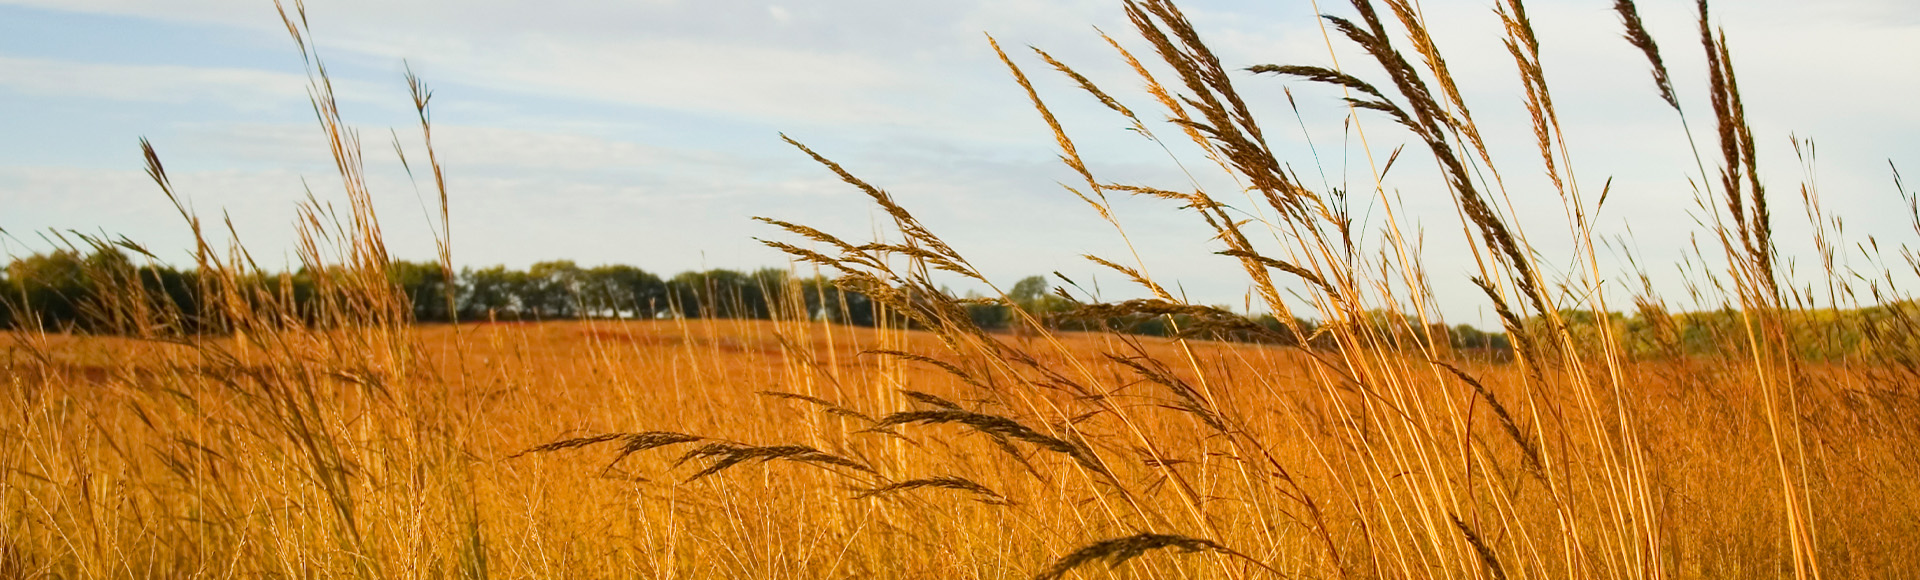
(1, 165, 316, 265)
(0, 0, 1114, 137)
(0, 52, 405, 119)
(173, 122, 750, 173)
(0, 55, 309, 108)
(448, 36, 918, 127)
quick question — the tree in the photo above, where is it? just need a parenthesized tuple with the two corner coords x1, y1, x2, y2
(523, 260, 584, 318)
(460, 266, 519, 320)
(581, 264, 665, 318)
(839, 284, 876, 327)
(1448, 323, 1511, 354)
(791, 276, 877, 326)
(6, 250, 89, 330)
(665, 271, 706, 318)
(1007, 275, 1071, 327)
(389, 261, 452, 322)
(0, 248, 193, 333)
(0, 267, 12, 329)
(138, 264, 201, 333)
(745, 267, 789, 319)
(668, 269, 758, 319)
(963, 289, 1012, 330)
(1009, 275, 1049, 307)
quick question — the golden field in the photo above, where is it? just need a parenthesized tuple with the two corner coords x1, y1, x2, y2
(7, 0, 1920, 577)
(5, 317, 1917, 578)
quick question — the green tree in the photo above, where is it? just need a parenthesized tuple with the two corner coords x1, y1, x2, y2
(581, 264, 665, 318)
(1007, 275, 1071, 327)
(6, 250, 89, 330)
(0, 267, 11, 329)
(389, 261, 453, 322)
(523, 260, 584, 318)
(666, 269, 741, 318)
(665, 271, 708, 318)
(139, 264, 202, 333)
(963, 289, 1012, 330)
(1009, 275, 1049, 307)
(1447, 323, 1506, 350)
(460, 265, 519, 320)
(745, 267, 788, 319)
(793, 275, 877, 326)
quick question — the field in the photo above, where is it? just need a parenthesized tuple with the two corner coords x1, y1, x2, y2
(6, 317, 1919, 578)
(7, 0, 1920, 578)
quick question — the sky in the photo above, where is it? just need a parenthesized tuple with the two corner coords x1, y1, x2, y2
(2, 0, 1916, 327)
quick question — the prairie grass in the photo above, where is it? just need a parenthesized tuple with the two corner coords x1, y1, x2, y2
(5, 0, 1920, 579)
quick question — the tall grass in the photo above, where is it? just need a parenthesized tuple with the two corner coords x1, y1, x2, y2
(4, 0, 1918, 578)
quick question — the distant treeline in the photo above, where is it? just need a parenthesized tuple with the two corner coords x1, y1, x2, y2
(35, 247, 1920, 363)
(0, 247, 1519, 350)
(0, 249, 870, 330)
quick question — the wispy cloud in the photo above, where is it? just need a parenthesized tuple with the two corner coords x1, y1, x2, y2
(0, 55, 315, 108)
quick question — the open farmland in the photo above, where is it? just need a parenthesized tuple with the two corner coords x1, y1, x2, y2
(6, 0, 1920, 577)
(6, 318, 1919, 578)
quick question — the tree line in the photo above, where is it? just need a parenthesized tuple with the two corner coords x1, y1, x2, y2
(11, 247, 1916, 364)
(0, 249, 864, 330)
(1, 247, 1522, 355)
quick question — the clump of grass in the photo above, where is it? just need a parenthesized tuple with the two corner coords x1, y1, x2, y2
(1031, 533, 1239, 580)
(1438, 361, 1541, 473)
(872, 409, 1108, 477)
(509, 430, 703, 460)
(853, 475, 1009, 505)
(1451, 514, 1511, 580)
(895, 389, 963, 410)
(759, 390, 880, 423)
(675, 442, 874, 481)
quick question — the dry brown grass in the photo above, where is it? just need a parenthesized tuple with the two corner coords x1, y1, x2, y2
(5, 320, 1918, 578)
(5, 0, 1920, 578)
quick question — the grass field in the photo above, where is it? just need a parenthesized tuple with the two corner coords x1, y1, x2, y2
(7, 317, 1919, 578)
(7, 0, 1920, 578)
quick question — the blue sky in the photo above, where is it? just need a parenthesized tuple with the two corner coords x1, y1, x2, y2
(3, 0, 1917, 326)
